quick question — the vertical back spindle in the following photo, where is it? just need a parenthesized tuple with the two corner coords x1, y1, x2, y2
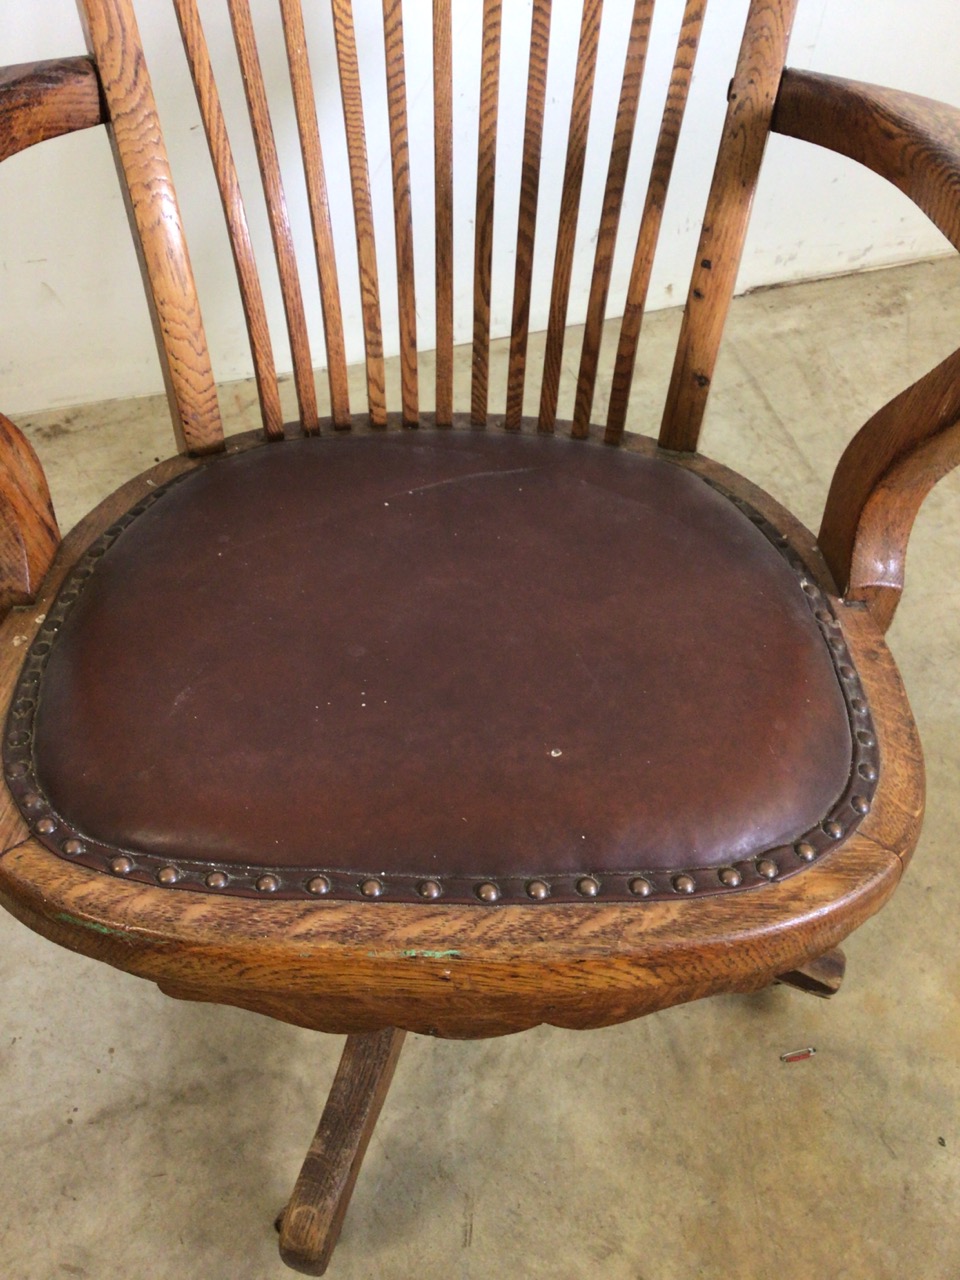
(432, 0, 454, 426)
(382, 0, 418, 426)
(659, 0, 799, 452)
(470, 0, 503, 427)
(571, 0, 655, 439)
(331, 0, 387, 427)
(173, 0, 284, 441)
(504, 0, 552, 432)
(227, 0, 319, 433)
(606, 0, 706, 444)
(77, 0, 224, 454)
(537, 0, 604, 434)
(279, 0, 351, 429)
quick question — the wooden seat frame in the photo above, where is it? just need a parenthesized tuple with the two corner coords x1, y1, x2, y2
(1, 0, 958, 1273)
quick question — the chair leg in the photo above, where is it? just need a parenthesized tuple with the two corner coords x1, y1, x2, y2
(776, 946, 846, 998)
(277, 1027, 407, 1276)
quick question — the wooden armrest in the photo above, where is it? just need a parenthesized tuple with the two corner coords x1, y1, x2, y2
(0, 414, 60, 618)
(773, 70, 960, 630)
(773, 69, 960, 250)
(0, 57, 104, 164)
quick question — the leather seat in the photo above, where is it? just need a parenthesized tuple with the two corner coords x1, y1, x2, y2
(12, 431, 870, 905)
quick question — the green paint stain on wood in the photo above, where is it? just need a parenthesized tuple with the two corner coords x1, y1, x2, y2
(55, 912, 127, 939)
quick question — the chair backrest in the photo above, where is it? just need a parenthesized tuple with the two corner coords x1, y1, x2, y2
(76, 0, 799, 456)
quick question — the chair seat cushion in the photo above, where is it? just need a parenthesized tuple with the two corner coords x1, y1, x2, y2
(9, 432, 877, 904)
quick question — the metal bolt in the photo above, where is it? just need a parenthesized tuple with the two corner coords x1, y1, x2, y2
(360, 878, 382, 899)
(628, 877, 653, 897)
(576, 876, 600, 898)
(795, 841, 816, 861)
(418, 879, 443, 900)
(672, 873, 696, 895)
(111, 855, 133, 875)
(257, 874, 280, 893)
(757, 859, 779, 880)
(157, 865, 179, 886)
(718, 867, 742, 887)
(205, 871, 228, 890)
(475, 882, 500, 904)
(307, 876, 331, 896)
(526, 879, 550, 901)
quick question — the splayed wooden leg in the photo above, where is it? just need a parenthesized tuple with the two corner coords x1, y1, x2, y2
(777, 946, 846, 998)
(278, 1027, 406, 1276)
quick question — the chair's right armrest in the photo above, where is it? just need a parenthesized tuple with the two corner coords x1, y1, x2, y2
(0, 415, 59, 619)
(0, 56, 104, 164)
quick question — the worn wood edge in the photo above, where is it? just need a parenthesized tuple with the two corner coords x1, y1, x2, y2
(773, 69, 960, 252)
(0, 413, 61, 618)
(0, 56, 104, 163)
(0, 426, 921, 1038)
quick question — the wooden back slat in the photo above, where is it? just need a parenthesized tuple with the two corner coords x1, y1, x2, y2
(227, 0, 318, 435)
(331, 0, 387, 427)
(77, 0, 224, 454)
(571, 0, 655, 439)
(659, 0, 799, 452)
(606, 0, 706, 444)
(172, 0, 284, 441)
(382, 0, 418, 427)
(504, 0, 552, 432)
(279, 0, 351, 429)
(537, 0, 603, 434)
(432, 0, 454, 427)
(470, 0, 503, 427)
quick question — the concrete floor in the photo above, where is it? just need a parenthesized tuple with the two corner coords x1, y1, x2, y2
(2, 257, 959, 1279)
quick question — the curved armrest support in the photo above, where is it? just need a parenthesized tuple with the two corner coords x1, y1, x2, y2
(773, 70, 960, 630)
(0, 415, 60, 619)
(0, 57, 104, 164)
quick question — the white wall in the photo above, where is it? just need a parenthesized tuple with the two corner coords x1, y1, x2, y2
(1, 0, 958, 418)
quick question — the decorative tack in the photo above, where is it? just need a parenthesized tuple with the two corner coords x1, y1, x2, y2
(856, 730, 876, 747)
(307, 875, 332, 896)
(110, 855, 133, 875)
(21, 791, 41, 809)
(795, 841, 816, 862)
(36, 816, 56, 835)
(205, 871, 228, 889)
(576, 876, 600, 898)
(360, 877, 382, 899)
(5, 762, 27, 778)
(829, 637, 846, 653)
(822, 820, 844, 840)
(526, 879, 550, 901)
(62, 838, 85, 857)
(673, 873, 696, 894)
(257, 873, 280, 893)
(628, 877, 653, 897)
(757, 858, 779, 880)
(157, 865, 179, 886)
(718, 867, 742, 887)
(838, 665, 855, 680)
(858, 762, 878, 781)
(851, 795, 870, 815)
(851, 698, 867, 714)
(814, 608, 832, 623)
(801, 581, 817, 596)
(417, 879, 442, 900)
(475, 882, 500, 904)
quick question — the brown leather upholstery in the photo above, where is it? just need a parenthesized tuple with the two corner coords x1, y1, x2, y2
(21, 432, 862, 901)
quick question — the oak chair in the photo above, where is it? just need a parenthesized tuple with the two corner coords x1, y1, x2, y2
(1, 0, 958, 1274)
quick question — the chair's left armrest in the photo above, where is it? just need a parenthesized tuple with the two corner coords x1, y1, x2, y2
(0, 57, 104, 163)
(0, 415, 60, 619)
(773, 70, 960, 631)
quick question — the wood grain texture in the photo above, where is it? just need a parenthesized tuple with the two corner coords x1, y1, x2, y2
(470, 0, 503, 427)
(280, 0, 351, 429)
(504, 0, 552, 432)
(77, 0, 224, 455)
(332, 0, 387, 427)
(537, 0, 603, 434)
(382, 0, 418, 427)
(819, 345, 960, 631)
(0, 427, 923, 1041)
(606, 0, 706, 443)
(571, 0, 654, 439)
(278, 1028, 406, 1276)
(432, 0, 454, 426)
(172, 0, 284, 440)
(0, 414, 60, 619)
(0, 57, 104, 163)
(659, 0, 799, 453)
(773, 70, 960, 252)
(227, 0, 318, 435)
